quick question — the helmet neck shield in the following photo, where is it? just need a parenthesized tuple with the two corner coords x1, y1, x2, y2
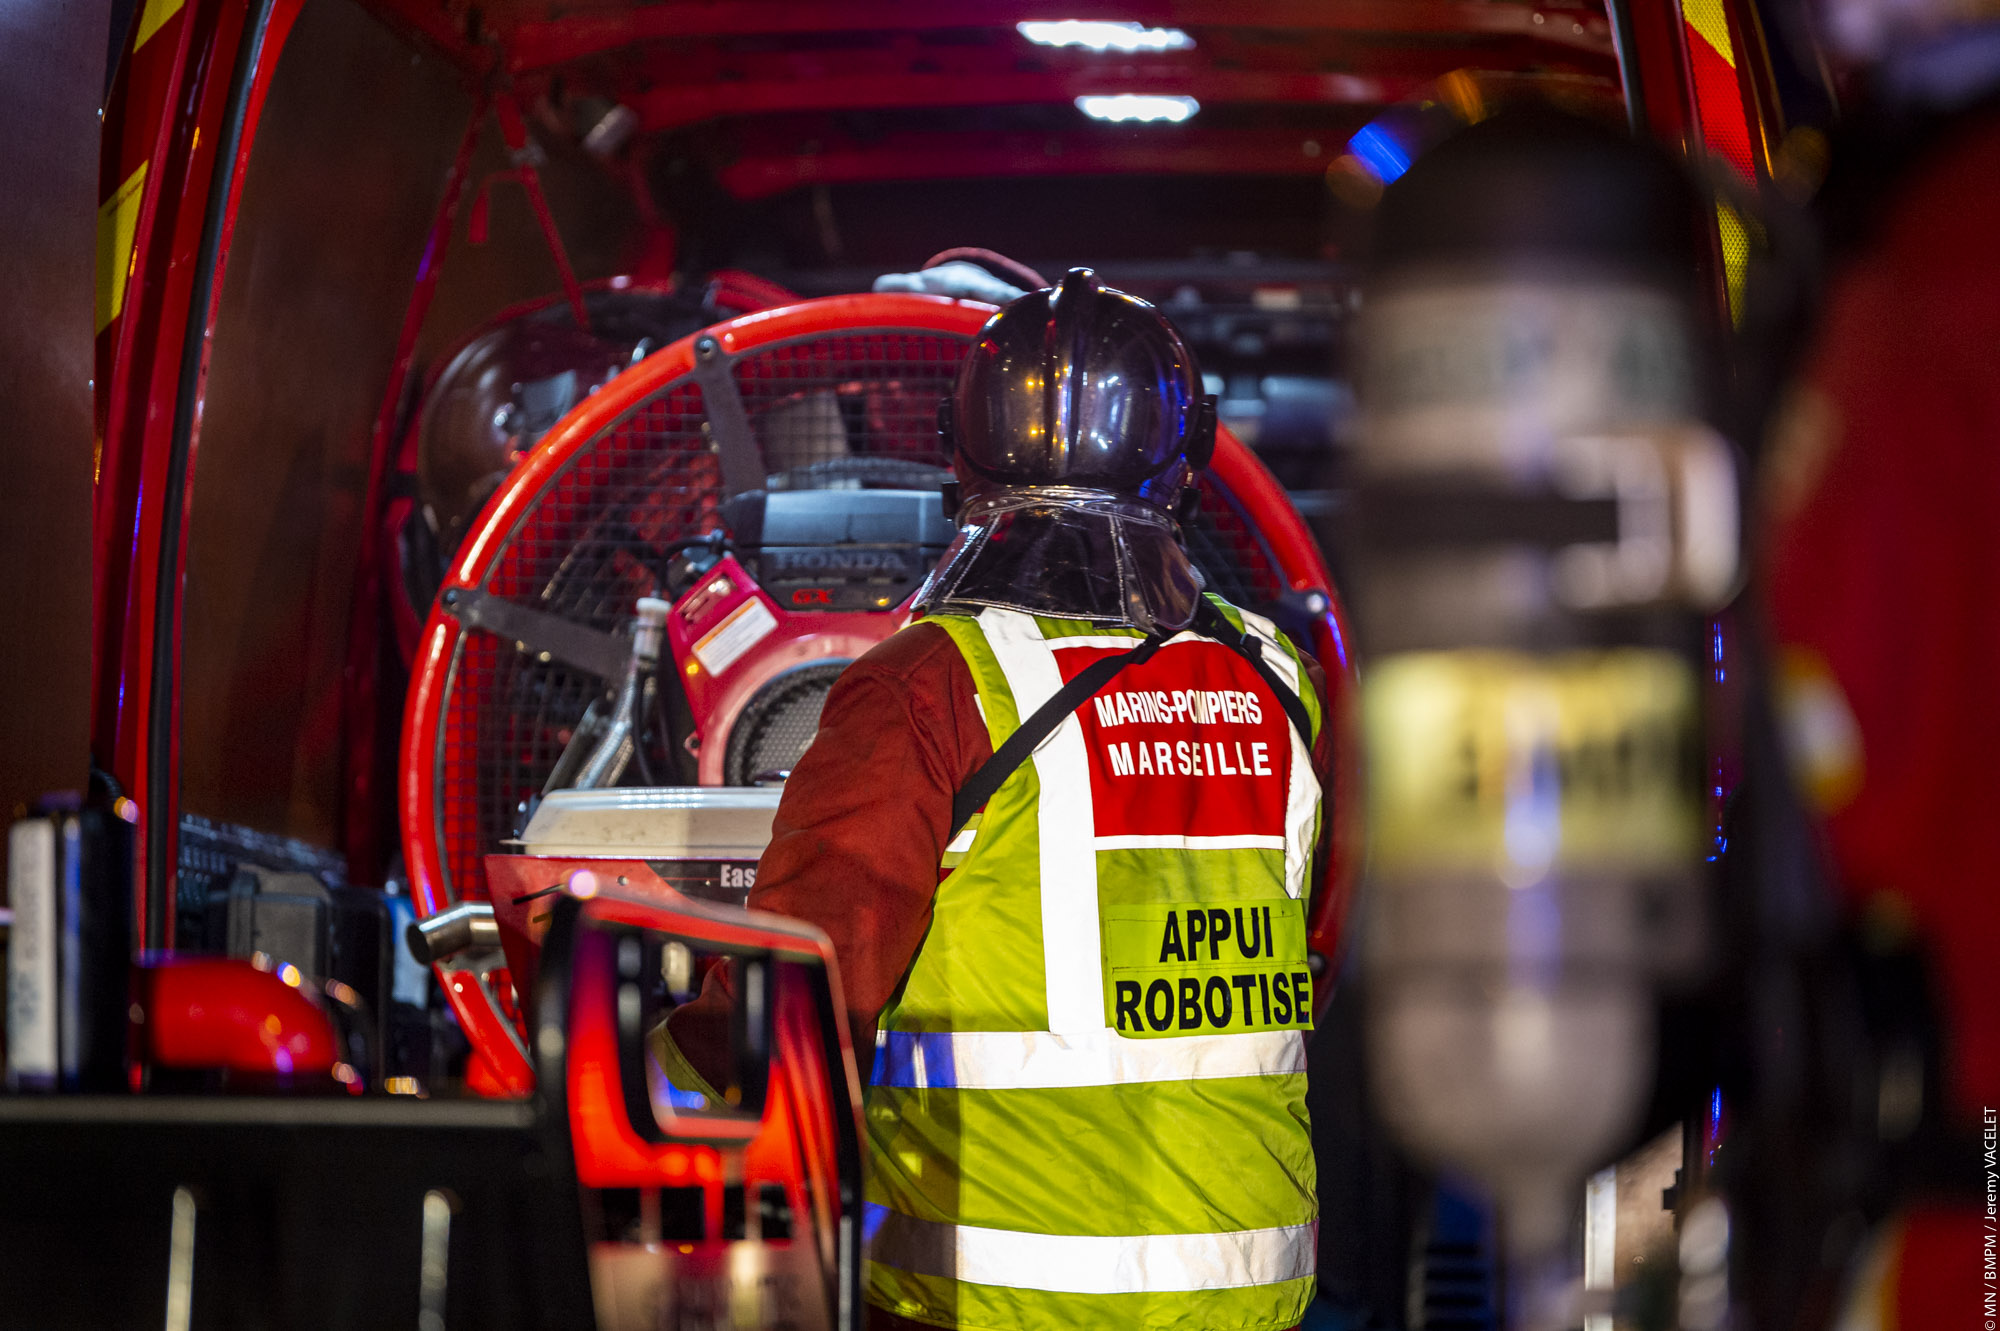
(912, 487, 1203, 633)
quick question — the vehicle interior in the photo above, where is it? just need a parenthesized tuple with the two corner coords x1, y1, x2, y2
(2, 0, 1854, 1325)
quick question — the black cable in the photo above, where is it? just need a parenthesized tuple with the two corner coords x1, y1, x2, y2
(632, 675, 661, 787)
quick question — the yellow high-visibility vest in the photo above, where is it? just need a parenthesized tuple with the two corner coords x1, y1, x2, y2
(865, 596, 1323, 1331)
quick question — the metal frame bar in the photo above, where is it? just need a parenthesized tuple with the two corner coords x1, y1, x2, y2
(493, 95, 590, 330)
(142, 0, 290, 947)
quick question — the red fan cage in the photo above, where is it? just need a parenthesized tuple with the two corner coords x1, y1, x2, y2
(400, 292, 1358, 1093)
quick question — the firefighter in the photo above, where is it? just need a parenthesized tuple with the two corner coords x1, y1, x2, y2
(661, 268, 1331, 1331)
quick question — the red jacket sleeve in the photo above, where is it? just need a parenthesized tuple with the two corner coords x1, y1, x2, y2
(747, 622, 991, 1056)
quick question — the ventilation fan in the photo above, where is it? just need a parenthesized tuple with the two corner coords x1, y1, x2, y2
(399, 292, 1357, 1092)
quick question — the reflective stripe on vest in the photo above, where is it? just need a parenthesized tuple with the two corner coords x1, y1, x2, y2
(864, 599, 1322, 1330)
(981, 607, 1111, 1034)
(873, 1026, 1307, 1090)
(865, 1205, 1318, 1295)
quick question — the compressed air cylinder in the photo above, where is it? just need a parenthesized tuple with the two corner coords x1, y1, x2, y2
(1347, 107, 1735, 1326)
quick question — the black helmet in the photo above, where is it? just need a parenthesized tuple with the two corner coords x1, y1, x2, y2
(944, 268, 1215, 512)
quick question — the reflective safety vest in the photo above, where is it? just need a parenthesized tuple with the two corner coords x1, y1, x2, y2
(865, 596, 1323, 1331)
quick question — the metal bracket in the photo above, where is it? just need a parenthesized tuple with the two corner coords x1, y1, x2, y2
(691, 334, 766, 497)
(441, 586, 629, 681)
(407, 900, 500, 966)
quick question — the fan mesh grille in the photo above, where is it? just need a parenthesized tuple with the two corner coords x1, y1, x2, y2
(724, 662, 853, 786)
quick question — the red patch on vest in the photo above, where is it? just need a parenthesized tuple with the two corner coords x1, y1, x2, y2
(1057, 638, 1293, 840)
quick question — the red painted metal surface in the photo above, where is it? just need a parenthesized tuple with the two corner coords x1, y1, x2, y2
(501, 0, 1612, 76)
(705, 270, 802, 317)
(486, 856, 591, 991)
(557, 887, 859, 1197)
(1725, 0, 1784, 176)
(563, 940, 721, 1189)
(445, 967, 535, 1095)
(1615, 0, 1778, 192)
(92, 0, 308, 944)
(139, 955, 340, 1074)
(659, 559, 906, 787)
(94, 0, 244, 941)
(492, 95, 590, 329)
(721, 127, 1379, 201)
(1619, 0, 1699, 152)
(91, 0, 199, 451)
(631, 67, 1424, 134)
(334, 0, 1624, 226)
(1683, 9, 1757, 181)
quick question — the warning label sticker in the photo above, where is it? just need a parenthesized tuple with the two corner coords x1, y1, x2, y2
(692, 597, 777, 676)
(1101, 900, 1312, 1038)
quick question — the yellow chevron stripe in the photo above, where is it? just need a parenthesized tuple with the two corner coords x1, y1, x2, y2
(1682, 0, 1736, 67)
(1716, 202, 1750, 327)
(95, 162, 147, 334)
(132, 0, 185, 53)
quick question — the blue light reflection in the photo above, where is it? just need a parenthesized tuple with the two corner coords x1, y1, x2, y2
(1349, 124, 1411, 183)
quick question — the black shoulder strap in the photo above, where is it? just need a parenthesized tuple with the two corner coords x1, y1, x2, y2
(1191, 599, 1315, 747)
(943, 603, 1315, 847)
(946, 631, 1167, 844)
